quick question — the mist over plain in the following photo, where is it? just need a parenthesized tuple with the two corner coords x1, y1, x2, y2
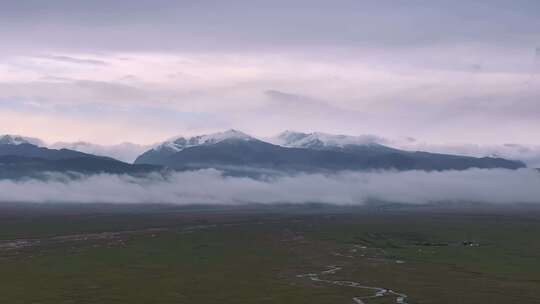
(1, 168, 538, 205)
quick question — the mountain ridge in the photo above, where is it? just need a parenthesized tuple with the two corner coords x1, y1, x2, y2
(135, 130, 525, 173)
(1, 131, 528, 175)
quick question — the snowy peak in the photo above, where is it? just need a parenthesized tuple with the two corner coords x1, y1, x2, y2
(196, 129, 253, 144)
(155, 129, 255, 152)
(271, 131, 383, 149)
(0, 134, 44, 147)
(135, 129, 526, 171)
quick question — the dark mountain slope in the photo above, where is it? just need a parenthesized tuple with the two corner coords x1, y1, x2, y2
(135, 138, 524, 173)
(0, 144, 160, 179)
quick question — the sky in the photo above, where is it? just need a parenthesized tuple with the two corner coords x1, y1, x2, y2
(0, 0, 539, 146)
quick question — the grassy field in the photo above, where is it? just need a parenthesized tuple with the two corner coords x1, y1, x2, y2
(0, 203, 538, 303)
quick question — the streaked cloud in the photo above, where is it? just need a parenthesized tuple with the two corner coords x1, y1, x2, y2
(0, 1, 537, 148)
(36, 54, 109, 66)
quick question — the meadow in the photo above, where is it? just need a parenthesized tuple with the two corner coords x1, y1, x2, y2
(0, 203, 538, 304)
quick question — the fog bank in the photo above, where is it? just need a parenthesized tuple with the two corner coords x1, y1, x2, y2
(0, 169, 538, 205)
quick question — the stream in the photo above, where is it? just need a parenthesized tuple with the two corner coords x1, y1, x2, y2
(297, 265, 409, 304)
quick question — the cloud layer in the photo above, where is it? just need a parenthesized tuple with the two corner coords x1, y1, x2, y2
(2, 1, 539, 52)
(49, 141, 150, 163)
(0, 1, 539, 146)
(1, 169, 538, 205)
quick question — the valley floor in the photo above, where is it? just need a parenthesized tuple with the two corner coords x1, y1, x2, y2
(0, 203, 539, 303)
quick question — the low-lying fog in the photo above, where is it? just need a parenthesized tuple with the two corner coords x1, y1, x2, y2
(0, 168, 538, 205)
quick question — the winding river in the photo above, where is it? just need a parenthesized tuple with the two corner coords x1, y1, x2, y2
(297, 265, 409, 304)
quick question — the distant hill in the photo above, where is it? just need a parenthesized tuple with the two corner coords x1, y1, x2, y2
(50, 141, 150, 163)
(0, 142, 160, 179)
(0, 143, 96, 160)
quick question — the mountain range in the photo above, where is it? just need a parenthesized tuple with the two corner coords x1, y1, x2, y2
(133, 130, 525, 173)
(0, 131, 526, 179)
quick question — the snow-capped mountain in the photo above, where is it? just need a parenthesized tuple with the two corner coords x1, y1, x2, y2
(270, 131, 386, 149)
(135, 129, 258, 166)
(0, 131, 529, 175)
(0, 135, 45, 147)
(154, 129, 255, 153)
(134, 129, 525, 172)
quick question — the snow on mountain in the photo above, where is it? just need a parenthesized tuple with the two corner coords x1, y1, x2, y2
(154, 129, 255, 153)
(0, 135, 45, 146)
(50, 141, 150, 163)
(4, 130, 538, 168)
(270, 131, 385, 149)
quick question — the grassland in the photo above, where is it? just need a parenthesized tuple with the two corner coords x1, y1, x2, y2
(0, 203, 538, 303)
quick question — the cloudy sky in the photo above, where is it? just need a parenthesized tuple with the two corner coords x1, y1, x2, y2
(1, 0, 539, 146)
